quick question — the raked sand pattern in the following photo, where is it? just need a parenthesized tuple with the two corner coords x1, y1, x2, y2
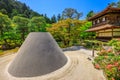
(0, 50, 106, 80)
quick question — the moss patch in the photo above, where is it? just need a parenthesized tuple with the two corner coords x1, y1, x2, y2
(0, 47, 19, 56)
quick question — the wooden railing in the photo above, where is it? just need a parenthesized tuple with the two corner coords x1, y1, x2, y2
(92, 21, 109, 27)
(92, 20, 120, 28)
(96, 37, 112, 42)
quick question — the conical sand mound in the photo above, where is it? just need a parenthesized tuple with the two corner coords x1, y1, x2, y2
(8, 32, 67, 77)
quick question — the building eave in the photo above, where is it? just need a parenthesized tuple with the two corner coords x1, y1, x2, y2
(88, 6, 120, 21)
(86, 24, 120, 32)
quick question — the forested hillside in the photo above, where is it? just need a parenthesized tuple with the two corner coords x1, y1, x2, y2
(0, 0, 41, 18)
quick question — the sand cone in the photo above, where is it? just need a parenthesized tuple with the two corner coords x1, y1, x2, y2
(8, 32, 67, 77)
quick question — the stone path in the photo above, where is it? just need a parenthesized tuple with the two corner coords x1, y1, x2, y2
(0, 48, 106, 80)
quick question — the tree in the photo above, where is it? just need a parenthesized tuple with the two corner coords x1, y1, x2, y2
(29, 16, 47, 32)
(86, 10, 95, 19)
(44, 14, 51, 23)
(11, 9, 18, 17)
(0, 9, 8, 15)
(0, 12, 11, 36)
(57, 13, 61, 21)
(109, 0, 120, 8)
(0, 12, 12, 49)
(62, 8, 82, 19)
(13, 16, 29, 41)
(51, 15, 57, 23)
(80, 22, 95, 39)
(0, 0, 41, 18)
(117, 0, 120, 8)
(47, 18, 86, 47)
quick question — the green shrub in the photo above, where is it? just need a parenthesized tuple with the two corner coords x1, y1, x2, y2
(108, 39, 120, 55)
(94, 54, 120, 80)
(108, 39, 118, 46)
(83, 40, 105, 50)
(107, 53, 115, 56)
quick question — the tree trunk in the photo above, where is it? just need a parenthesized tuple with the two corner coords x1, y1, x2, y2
(21, 32, 25, 41)
(68, 24, 71, 46)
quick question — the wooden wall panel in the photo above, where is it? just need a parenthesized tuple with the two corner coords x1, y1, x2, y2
(113, 32, 120, 36)
(113, 29, 120, 31)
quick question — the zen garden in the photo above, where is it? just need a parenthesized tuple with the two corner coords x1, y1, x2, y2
(0, 0, 120, 80)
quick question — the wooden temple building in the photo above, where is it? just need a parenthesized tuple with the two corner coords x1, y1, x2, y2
(86, 6, 120, 41)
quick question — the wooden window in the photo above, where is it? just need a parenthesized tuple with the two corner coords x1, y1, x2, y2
(102, 17, 106, 21)
(93, 21, 95, 25)
(116, 16, 119, 19)
(97, 19, 100, 23)
(117, 16, 120, 23)
(99, 18, 102, 23)
(95, 20, 97, 24)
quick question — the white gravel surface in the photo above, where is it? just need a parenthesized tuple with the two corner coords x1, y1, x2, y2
(0, 47, 106, 80)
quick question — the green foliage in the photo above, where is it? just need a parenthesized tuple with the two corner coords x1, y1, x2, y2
(80, 22, 95, 39)
(29, 16, 47, 32)
(0, 9, 8, 15)
(0, 12, 13, 49)
(0, 23, 20, 49)
(108, 39, 120, 55)
(109, 0, 120, 8)
(108, 39, 119, 46)
(0, 0, 41, 18)
(0, 12, 50, 50)
(57, 14, 62, 21)
(0, 0, 54, 50)
(83, 40, 103, 50)
(86, 10, 95, 19)
(0, 13, 21, 49)
(13, 16, 29, 40)
(94, 55, 120, 80)
(47, 19, 94, 47)
(51, 15, 57, 23)
(0, 12, 11, 35)
(94, 40, 120, 80)
(44, 14, 52, 24)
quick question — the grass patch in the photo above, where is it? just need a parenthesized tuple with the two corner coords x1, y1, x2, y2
(0, 50, 4, 55)
(0, 47, 19, 56)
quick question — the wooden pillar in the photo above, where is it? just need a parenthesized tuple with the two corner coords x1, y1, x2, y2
(112, 28, 113, 38)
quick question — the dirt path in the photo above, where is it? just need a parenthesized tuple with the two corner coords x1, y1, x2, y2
(0, 50, 106, 80)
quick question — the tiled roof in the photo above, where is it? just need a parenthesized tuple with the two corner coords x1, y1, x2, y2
(86, 24, 120, 32)
(88, 6, 120, 21)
